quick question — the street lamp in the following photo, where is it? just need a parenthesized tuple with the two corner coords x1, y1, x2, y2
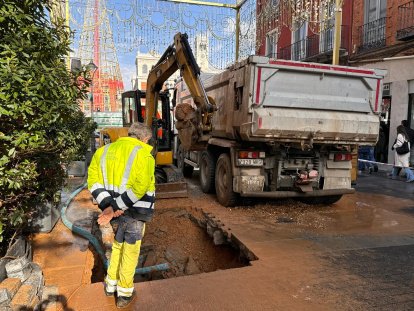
(87, 61, 98, 152)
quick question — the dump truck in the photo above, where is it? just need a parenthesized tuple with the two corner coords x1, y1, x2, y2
(174, 56, 386, 206)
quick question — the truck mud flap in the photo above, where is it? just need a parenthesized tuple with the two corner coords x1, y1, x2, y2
(240, 188, 355, 198)
(155, 182, 188, 199)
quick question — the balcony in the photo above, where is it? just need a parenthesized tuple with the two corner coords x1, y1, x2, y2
(279, 38, 307, 61)
(306, 25, 348, 61)
(278, 26, 349, 62)
(396, 0, 414, 41)
(357, 17, 386, 53)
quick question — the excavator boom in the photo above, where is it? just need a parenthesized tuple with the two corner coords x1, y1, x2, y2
(146, 33, 215, 151)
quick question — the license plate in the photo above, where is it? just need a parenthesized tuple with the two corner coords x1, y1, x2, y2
(236, 159, 264, 166)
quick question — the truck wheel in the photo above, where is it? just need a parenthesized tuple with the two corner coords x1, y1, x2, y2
(200, 150, 216, 193)
(295, 195, 342, 205)
(215, 153, 239, 207)
(177, 144, 194, 178)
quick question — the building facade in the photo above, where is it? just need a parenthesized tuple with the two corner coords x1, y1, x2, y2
(256, 0, 414, 163)
(350, 0, 414, 164)
(256, 0, 354, 64)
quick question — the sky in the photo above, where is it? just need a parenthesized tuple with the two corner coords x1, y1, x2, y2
(117, 52, 136, 90)
(68, 0, 250, 91)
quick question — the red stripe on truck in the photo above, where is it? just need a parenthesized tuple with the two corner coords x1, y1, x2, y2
(375, 79, 380, 111)
(268, 60, 375, 75)
(256, 67, 262, 104)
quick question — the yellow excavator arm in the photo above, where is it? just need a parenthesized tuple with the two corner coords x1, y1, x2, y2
(145, 33, 215, 151)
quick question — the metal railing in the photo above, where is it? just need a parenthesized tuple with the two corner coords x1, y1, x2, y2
(266, 52, 278, 59)
(279, 25, 349, 61)
(396, 0, 414, 41)
(357, 17, 386, 53)
(279, 38, 307, 61)
(306, 25, 348, 58)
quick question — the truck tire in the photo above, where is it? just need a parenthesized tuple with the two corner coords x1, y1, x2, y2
(295, 195, 342, 205)
(200, 150, 216, 193)
(215, 153, 239, 207)
(177, 144, 194, 178)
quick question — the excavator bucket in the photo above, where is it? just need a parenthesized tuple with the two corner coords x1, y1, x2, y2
(154, 165, 188, 199)
(155, 181, 188, 199)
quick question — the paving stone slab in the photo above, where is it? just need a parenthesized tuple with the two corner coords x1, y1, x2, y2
(0, 279, 21, 306)
(41, 285, 58, 311)
(10, 285, 36, 311)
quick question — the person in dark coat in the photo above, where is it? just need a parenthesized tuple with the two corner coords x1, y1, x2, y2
(375, 125, 386, 163)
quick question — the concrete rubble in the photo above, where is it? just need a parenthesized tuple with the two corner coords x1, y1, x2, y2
(0, 258, 46, 311)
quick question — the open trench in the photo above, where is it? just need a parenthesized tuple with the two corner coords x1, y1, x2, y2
(89, 205, 257, 283)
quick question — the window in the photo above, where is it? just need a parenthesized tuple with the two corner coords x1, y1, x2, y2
(142, 64, 148, 74)
(104, 95, 110, 104)
(104, 105, 110, 112)
(292, 22, 307, 61)
(123, 96, 136, 125)
(84, 104, 90, 112)
(320, 17, 335, 53)
(362, 0, 387, 47)
(409, 94, 414, 128)
(266, 32, 278, 58)
(365, 0, 387, 23)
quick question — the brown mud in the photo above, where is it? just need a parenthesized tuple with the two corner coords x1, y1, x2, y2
(90, 201, 250, 284)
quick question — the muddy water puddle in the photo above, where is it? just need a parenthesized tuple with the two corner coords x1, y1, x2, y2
(91, 206, 255, 283)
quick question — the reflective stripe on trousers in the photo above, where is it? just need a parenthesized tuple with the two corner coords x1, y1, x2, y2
(107, 224, 145, 295)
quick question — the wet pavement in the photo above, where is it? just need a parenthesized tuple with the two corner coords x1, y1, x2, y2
(30, 168, 414, 311)
(354, 164, 414, 200)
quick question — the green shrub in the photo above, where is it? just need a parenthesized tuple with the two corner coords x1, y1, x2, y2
(0, 0, 94, 252)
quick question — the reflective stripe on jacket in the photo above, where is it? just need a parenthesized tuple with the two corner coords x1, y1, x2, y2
(87, 137, 155, 222)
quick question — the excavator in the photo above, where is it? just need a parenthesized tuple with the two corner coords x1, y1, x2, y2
(99, 33, 215, 199)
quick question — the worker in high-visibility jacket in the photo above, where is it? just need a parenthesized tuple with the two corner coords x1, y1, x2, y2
(87, 122, 155, 309)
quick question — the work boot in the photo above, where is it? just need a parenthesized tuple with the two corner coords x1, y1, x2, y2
(374, 166, 378, 172)
(103, 282, 115, 297)
(369, 167, 374, 174)
(116, 292, 136, 309)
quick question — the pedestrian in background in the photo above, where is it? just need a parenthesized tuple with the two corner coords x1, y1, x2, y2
(88, 122, 155, 308)
(402, 120, 414, 166)
(358, 145, 378, 174)
(390, 125, 414, 182)
(389, 120, 414, 178)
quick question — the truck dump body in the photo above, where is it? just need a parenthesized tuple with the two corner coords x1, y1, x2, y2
(175, 56, 386, 206)
(197, 56, 385, 145)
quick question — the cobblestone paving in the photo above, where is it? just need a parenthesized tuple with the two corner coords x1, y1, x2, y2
(314, 244, 414, 310)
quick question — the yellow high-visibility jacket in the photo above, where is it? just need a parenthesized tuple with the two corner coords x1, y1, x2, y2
(88, 137, 155, 222)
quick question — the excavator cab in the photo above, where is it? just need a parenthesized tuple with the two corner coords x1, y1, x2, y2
(121, 90, 173, 164)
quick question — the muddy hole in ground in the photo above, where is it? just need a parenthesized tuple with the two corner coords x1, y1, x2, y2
(90, 207, 256, 283)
